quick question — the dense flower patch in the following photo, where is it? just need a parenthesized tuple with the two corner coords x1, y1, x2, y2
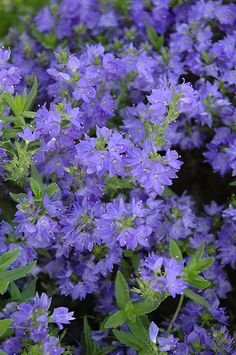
(0, 0, 235, 354)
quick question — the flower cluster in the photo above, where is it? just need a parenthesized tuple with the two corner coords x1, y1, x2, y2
(1, 293, 74, 355)
(0, 0, 235, 353)
(140, 253, 187, 297)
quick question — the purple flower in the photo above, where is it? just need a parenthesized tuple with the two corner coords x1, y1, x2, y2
(0, 48, 11, 65)
(18, 128, 40, 142)
(44, 336, 64, 355)
(35, 7, 54, 33)
(73, 77, 97, 103)
(158, 334, 178, 352)
(149, 321, 159, 344)
(52, 307, 75, 330)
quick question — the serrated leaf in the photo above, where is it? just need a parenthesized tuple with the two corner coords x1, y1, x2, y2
(22, 111, 36, 118)
(0, 261, 36, 283)
(10, 282, 21, 300)
(23, 78, 38, 111)
(21, 278, 36, 301)
(104, 310, 127, 329)
(146, 24, 164, 52)
(0, 319, 12, 338)
(45, 183, 60, 197)
(169, 240, 183, 261)
(184, 275, 211, 289)
(184, 289, 209, 308)
(0, 116, 15, 123)
(113, 329, 145, 350)
(115, 272, 130, 309)
(0, 249, 19, 272)
(133, 300, 160, 316)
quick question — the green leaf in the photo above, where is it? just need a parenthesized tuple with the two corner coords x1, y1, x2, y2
(188, 258, 214, 274)
(30, 177, 43, 198)
(0, 249, 19, 272)
(9, 192, 27, 202)
(31, 165, 44, 192)
(22, 111, 36, 118)
(21, 278, 36, 301)
(113, 330, 145, 350)
(184, 275, 211, 289)
(0, 116, 15, 123)
(36, 248, 51, 258)
(184, 289, 209, 308)
(0, 280, 9, 295)
(146, 24, 164, 53)
(0, 261, 36, 283)
(98, 346, 116, 355)
(162, 187, 175, 198)
(104, 310, 127, 329)
(10, 282, 21, 300)
(115, 271, 130, 309)
(2, 92, 18, 116)
(169, 240, 183, 261)
(45, 183, 60, 197)
(83, 317, 96, 355)
(0, 319, 12, 338)
(23, 78, 38, 111)
(191, 245, 204, 260)
(230, 180, 236, 186)
(133, 300, 160, 317)
(127, 317, 148, 341)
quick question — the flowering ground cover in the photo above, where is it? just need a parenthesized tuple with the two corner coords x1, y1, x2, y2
(0, 0, 235, 354)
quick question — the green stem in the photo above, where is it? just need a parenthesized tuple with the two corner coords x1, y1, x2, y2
(166, 294, 184, 336)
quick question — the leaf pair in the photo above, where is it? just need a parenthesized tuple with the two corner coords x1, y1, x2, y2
(2, 78, 37, 118)
(169, 241, 213, 308)
(0, 249, 36, 295)
(104, 272, 160, 329)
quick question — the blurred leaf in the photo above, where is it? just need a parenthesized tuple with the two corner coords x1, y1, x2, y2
(30, 177, 43, 198)
(0, 249, 19, 272)
(191, 244, 204, 260)
(31, 164, 44, 192)
(10, 282, 21, 300)
(21, 278, 36, 301)
(184, 274, 211, 289)
(169, 240, 183, 261)
(83, 317, 96, 354)
(23, 78, 38, 111)
(115, 271, 130, 309)
(45, 183, 60, 197)
(146, 24, 164, 52)
(184, 289, 209, 308)
(0, 281, 9, 295)
(0, 319, 12, 338)
(0, 261, 36, 283)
